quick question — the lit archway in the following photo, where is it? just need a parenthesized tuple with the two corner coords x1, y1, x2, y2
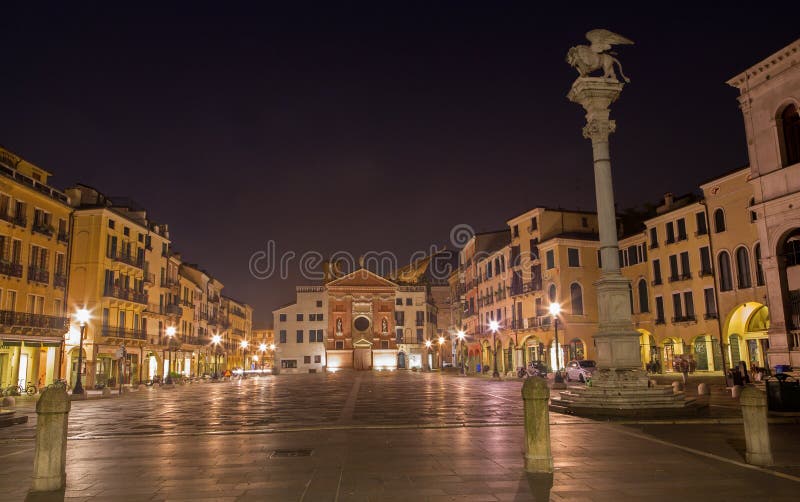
(638, 329, 657, 369)
(724, 302, 770, 369)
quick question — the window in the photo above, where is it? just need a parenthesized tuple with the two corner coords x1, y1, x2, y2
(655, 296, 665, 323)
(513, 225, 519, 238)
(652, 259, 662, 285)
(281, 360, 297, 369)
(703, 288, 717, 319)
(676, 218, 687, 241)
(672, 293, 682, 320)
(627, 245, 638, 266)
(316, 300, 323, 307)
(123, 226, 130, 236)
(570, 283, 583, 315)
(699, 247, 712, 275)
(548, 284, 557, 303)
(638, 279, 649, 313)
(545, 250, 555, 269)
(683, 291, 695, 319)
(278, 330, 286, 344)
(531, 217, 538, 230)
(108, 219, 115, 229)
(695, 211, 707, 235)
(581, 217, 588, 228)
(779, 103, 800, 167)
(296, 313, 304, 321)
(396, 298, 402, 305)
(567, 248, 580, 267)
(649, 227, 659, 248)
(279, 313, 287, 322)
(749, 198, 757, 222)
(755, 243, 765, 286)
(304, 356, 311, 364)
(713, 209, 726, 233)
(335, 341, 344, 350)
(718, 251, 733, 291)
(668, 255, 679, 281)
(597, 250, 602, 268)
(735, 247, 752, 289)
(406, 298, 412, 306)
(665, 222, 675, 244)
(679, 251, 690, 278)
(314, 355, 321, 363)
(416, 328, 423, 343)
(296, 330, 304, 343)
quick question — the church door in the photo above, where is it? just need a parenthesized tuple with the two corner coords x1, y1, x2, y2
(353, 348, 372, 370)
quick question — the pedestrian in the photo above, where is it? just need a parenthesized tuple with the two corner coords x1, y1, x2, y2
(680, 356, 689, 384)
(688, 354, 696, 374)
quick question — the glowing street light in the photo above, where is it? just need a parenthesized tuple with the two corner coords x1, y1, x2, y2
(456, 330, 466, 375)
(437, 336, 445, 369)
(72, 308, 90, 395)
(489, 320, 500, 378)
(240, 339, 249, 377)
(165, 326, 177, 383)
(211, 334, 222, 378)
(549, 302, 564, 382)
(259, 343, 267, 352)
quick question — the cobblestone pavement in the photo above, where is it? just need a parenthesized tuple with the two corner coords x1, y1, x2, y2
(0, 371, 798, 501)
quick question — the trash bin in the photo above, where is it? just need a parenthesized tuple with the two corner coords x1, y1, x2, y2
(765, 375, 800, 412)
(476, 363, 482, 373)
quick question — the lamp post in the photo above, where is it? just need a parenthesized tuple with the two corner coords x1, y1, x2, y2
(259, 342, 267, 371)
(489, 320, 500, 378)
(456, 330, 466, 375)
(269, 343, 276, 373)
(549, 302, 564, 383)
(437, 336, 445, 369)
(165, 326, 176, 384)
(72, 308, 90, 395)
(211, 334, 222, 378)
(240, 339, 249, 378)
(424, 339, 432, 371)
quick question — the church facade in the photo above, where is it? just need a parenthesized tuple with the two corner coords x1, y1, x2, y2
(273, 269, 439, 373)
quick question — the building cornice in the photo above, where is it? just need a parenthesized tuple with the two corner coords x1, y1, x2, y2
(727, 39, 800, 92)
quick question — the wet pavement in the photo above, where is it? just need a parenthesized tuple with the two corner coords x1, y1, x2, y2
(0, 371, 798, 501)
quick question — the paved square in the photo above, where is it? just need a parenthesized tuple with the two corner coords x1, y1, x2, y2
(0, 372, 797, 501)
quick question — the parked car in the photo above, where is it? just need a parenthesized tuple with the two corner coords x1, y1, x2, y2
(566, 359, 596, 382)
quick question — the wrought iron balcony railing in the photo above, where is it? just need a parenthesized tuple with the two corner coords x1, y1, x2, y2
(0, 310, 69, 330)
(0, 261, 23, 278)
(107, 250, 144, 268)
(102, 326, 146, 340)
(103, 285, 148, 304)
(27, 266, 49, 284)
(53, 273, 67, 288)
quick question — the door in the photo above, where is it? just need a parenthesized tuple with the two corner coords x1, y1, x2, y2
(353, 348, 371, 370)
(694, 338, 708, 371)
(18, 353, 28, 388)
(397, 352, 406, 369)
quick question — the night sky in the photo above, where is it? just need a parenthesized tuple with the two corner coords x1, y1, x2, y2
(1, 3, 798, 326)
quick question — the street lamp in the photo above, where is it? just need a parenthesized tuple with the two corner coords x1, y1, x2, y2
(437, 336, 445, 369)
(240, 339, 249, 378)
(72, 308, 90, 395)
(549, 302, 564, 383)
(489, 320, 500, 378)
(211, 334, 222, 378)
(259, 343, 267, 371)
(456, 330, 466, 375)
(165, 326, 176, 384)
(424, 339, 432, 371)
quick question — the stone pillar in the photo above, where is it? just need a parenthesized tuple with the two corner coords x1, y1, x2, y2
(568, 77, 641, 371)
(31, 384, 71, 492)
(740, 386, 773, 466)
(521, 377, 553, 473)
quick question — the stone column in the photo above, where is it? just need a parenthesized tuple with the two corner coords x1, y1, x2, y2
(740, 386, 773, 466)
(31, 384, 71, 492)
(568, 77, 641, 371)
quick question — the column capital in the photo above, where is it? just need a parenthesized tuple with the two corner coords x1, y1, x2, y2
(582, 119, 616, 141)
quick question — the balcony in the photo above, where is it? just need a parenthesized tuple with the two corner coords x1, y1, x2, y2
(165, 304, 183, 316)
(649, 242, 659, 250)
(511, 281, 542, 297)
(231, 308, 246, 318)
(108, 250, 144, 269)
(668, 274, 680, 283)
(218, 318, 230, 329)
(143, 272, 156, 285)
(160, 278, 179, 290)
(53, 273, 67, 289)
(0, 211, 27, 228)
(680, 272, 692, 281)
(27, 266, 49, 284)
(416, 320, 424, 326)
(703, 312, 719, 320)
(103, 285, 148, 304)
(510, 319, 524, 330)
(0, 310, 69, 330)
(208, 294, 220, 303)
(57, 232, 69, 244)
(208, 316, 219, 325)
(671, 315, 697, 323)
(0, 261, 23, 278)
(32, 222, 54, 237)
(699, 268, 713, 277)
(181, 299, 195, 308)
(101, 326, 146, 340)
(651, 278, 663, 286)
(200, 311, 209, 321)
(677, 233, 688, 242)
(529, 316, 551, 329)
(665, 237, 675, 245)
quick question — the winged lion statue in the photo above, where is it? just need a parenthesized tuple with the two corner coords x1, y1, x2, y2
(566, 29, 633, 83)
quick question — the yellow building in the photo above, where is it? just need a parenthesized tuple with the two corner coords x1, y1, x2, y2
(0, 146, 71, 391)
(251, 328, 275, 369)
(64, 185, 157, 388)
(221, 295, 254, 371)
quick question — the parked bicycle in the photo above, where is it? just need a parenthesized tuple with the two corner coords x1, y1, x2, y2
(3, 381, 38, 396)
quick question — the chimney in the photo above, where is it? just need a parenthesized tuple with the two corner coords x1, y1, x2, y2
(664, 192, 674, 208)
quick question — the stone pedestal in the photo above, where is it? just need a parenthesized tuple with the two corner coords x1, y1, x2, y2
(31, 385, 71, 492)
(522, 377, 553, 473)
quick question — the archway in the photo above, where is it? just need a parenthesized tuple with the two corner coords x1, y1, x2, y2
(67, 347, 87, 388)
(521, 335, 542, 365)
(639, 329, 658, 371)
(662, 338, 682, 372)
(724, 302, 770, 369)
(567, 338, 585, 361)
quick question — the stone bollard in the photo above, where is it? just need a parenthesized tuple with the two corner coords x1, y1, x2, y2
(31, 384, 71, 492)
(672, 381, 683, 393)
(697, 383, 710, 396)
(732, 385, 743, 398)
(740, 386, 773, 466)
(522, 377, 553, 473)
(2, 396, 15, 408)
(102, 387, 111, 397)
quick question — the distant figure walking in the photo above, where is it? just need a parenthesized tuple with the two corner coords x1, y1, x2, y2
(679, 356, 690, 384)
